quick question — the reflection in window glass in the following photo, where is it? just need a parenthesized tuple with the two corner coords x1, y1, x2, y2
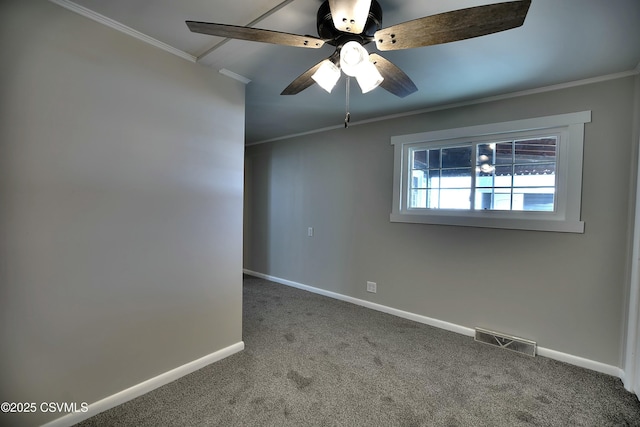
(409, 137, 557, 212)
(409, 145, 473, 209)
(428, 149, 440, 168)
(413, 150, 427, 169)
(442, 146, 472, 168)
(515, 138, 556, 163)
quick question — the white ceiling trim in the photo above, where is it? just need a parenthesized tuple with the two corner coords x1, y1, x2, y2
(49, 0, 197, 63)
(249, 69, 640, 146)
(219, 69, 251, 84)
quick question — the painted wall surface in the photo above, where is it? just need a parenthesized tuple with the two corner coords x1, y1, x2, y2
(0, 1, 245, 425)
(623, 74, 640, 394)
(244, 76, 637, 368)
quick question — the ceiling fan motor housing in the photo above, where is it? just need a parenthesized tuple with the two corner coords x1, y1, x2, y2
(317, 0, 382, 46)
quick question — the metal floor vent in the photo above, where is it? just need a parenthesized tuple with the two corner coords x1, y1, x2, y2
(474, 327, 536, 357)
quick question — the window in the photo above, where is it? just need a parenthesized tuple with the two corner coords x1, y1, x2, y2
(409, 137, 557, 211)
(391, 111, 590, 232)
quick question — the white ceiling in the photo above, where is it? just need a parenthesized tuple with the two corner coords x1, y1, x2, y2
(55, 0, 640, 144)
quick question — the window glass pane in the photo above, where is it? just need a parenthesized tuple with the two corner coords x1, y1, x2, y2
(475, 188, 512, 210)
(427, 189, 440, 209)
(428, 149, 441, 169)
(442, 146, 471, 168)
(476, 166, 512, 187)
(514, 163, 556, 175)
(475, 191, 489, 210)
(495, 166, 513, 187)
(511, 189, 555, 211)
(409, 189, 427, 208)
(513, 163, 556, 187)
(410, 189, 445, 209)
(477, 142, 513, 166)
(441, 168, 472, 188)
(476, 174, 493, 188)
(493, 192, 513, 211)
(515, 138, 557, 163)
(392, 112, 588, 232)
(412, 150, 427, 169)
(477, 147, 494, 176)
(493, 173, 513, 187)
(522, 192, 555, 212)
(477, 163, 496, 175)
(440, 189, 471, 209)
(428, 170, 440, 188)
(495, 142, 513, 164)
(477, 144, 493, 164)
(404, 135, 558, 214)
(411, 170, 428, 189)
(494, 165, 513, 176)
(513, 175, 556, 188)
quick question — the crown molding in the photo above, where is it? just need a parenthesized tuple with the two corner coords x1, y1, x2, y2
(219, 69, 251, 85)
(249, 69, 640, 145)
(49, 0, 196, 63)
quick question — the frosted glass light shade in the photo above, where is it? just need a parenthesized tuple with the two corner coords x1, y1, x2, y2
(339, 41, 384, 93)
(311, 60, 341, 93)
(355, 60, 384, 93)
(340, 41, 368, 77)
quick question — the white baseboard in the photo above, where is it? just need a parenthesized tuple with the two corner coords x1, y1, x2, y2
(536, 346, 623, 378)
(243, 269, 474, 338)
(243, 269, 624, 380)
(42, 341, 245, 427)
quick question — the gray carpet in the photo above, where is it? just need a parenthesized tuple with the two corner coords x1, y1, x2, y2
(77, 275, 640, 426)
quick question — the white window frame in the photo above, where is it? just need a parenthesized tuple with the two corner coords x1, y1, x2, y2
(390, 111, 591, 233)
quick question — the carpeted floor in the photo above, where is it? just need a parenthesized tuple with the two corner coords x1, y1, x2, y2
(77, 275, 640, 426)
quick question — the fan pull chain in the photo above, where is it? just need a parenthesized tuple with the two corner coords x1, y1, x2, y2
(345, 77, 351, 128)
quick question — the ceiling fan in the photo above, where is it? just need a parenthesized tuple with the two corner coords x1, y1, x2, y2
(186, 0, 531, 98)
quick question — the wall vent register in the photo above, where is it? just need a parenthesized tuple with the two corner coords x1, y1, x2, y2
(475, 327, 537, 357)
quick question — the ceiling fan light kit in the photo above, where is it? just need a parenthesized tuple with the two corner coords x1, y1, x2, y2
(311, 60, 342, 93)
(339, 41, 368, 77)
(311, 40, 383, 94)
(354, 60, 384, 93)
(186, 0, 531, 98)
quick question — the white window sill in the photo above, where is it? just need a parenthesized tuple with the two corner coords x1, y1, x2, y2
(390, 212, 585, 233)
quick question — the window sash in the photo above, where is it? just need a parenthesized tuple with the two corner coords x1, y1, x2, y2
(406, 135, 560, 213)
(390, 111, 590, 233)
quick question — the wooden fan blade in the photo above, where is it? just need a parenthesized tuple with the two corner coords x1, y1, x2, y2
(369, 54, 417, 98)
(328, 0, 372, 34)
(281, 52, 340, 95)
(186, 21, 325, 48)
(281, 62, 323, 95)
(375, 0, 531, 51)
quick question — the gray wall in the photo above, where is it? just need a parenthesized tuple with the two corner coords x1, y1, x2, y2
(0, 1, 245, 425)
(244, 76, 638, 368)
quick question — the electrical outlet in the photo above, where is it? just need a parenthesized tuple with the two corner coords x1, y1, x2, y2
(366, 281, 377, 293)
(307, 227, 314, 237)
